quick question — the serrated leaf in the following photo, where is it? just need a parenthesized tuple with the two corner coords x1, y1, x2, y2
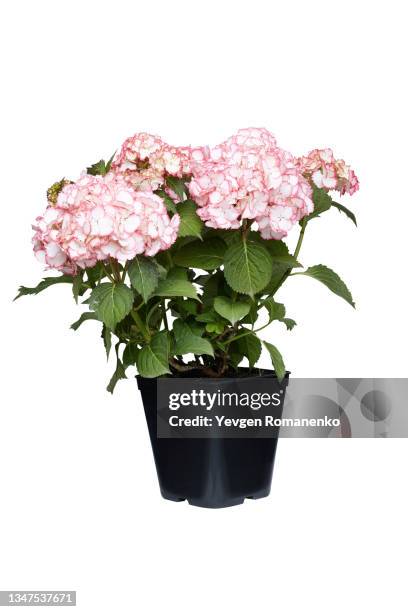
(14, 275, 73, 300)
(300, 264, 355, 307)
(105, 152, 115, 174)
(224, 238, 272, 296)
(177, 200, 203, 239)
(263, 297, 286, 323)
(106, 343, 126, 393)
(123, 342, 139, 369)
(154, 277, 200, 301)
(72, 273, 83, 304)
(235, 334, 262, 368)
(70, 312, 99, 331)
(87, 153, 115, 177)
(282, 318, 297, 330)
(270, 254, 302, 267)
(166, 176, 187, 200)
(214, 296, 251, 325)
(89, 282, 134, 329)
(261, 261, 289, 295)
(128, 256, 159, 302)
(172, 320, 214, 356)
(332, 201, 357, 226)
(102, 325, 112, 359)
(155, 189, 177, 214)
(196, 311, 219, 323)
(264, 240, 290, 257)
(173, 237, 226, 270)
(166, 266, 188, 281)
(86, 262, 104, 287)
(263, 341, 286, 382)
(136, 331, 170, 377)
(303, 186, 332, 222)
(87, 159, 107, 176)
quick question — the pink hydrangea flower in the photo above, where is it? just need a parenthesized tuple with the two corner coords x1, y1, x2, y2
(297, 148, 359, 195)
(188, 128, 313, 238)
(112, 132, 194, 191)
(32, 173, 180, 274)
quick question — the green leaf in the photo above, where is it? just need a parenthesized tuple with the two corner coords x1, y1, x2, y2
(332, 201, 357, 226)
(105, 152, 115, 174)
(72, 273, 83, 304)
(128, 256, 159, 302)
(155, 189, 177, 214)
(106, 343, 126, 394)
(172, 320, 214, 356)
(14, 275, 73, 300)
(166, 176, 187, 200)
(177, 200, 204, 239)
(196, 311, 219, 323)
(173, 237, 226, 270)
(224, 237, 272, 296)
(263, 297, 286, 323)
(86, 263, 104, 287)
(282, 318, 297, 331)
(270, 254, 302, 268)
(166, 266, 188, 281)
(235, 334, 262, 368)
(136, 331, 170, 377)
(70, 312, 99, 331)
(206, 321, 225, 334)
(102, 325, 112, 359)
(262, 239, 301, 268)
(123, 342, 139, 369)
(263, 341, 286, 382)
(87, 153, 115, 177)
(154, 277, 200, 301)
(89, 282, 134, 329)
(303, 186, 332, 223)
(299, 264, 355, 307)
(214, 296, 251, 325)
(261, 261, 289, 295)
(264, 240, 289, 257)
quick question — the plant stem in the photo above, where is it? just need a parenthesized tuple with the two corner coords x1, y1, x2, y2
(269, 220, 308, 297)
(121, 261, 129, 283)
(109, 258, 122, 283)
(161, 299, 169, 331)
(130, 309, 150, 343)
(101, 262, 115, 283)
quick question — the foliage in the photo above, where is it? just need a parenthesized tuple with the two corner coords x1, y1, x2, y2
(17, 174, 357, 390)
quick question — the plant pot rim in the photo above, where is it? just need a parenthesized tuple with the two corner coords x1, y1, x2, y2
(136, 368, 290, 382)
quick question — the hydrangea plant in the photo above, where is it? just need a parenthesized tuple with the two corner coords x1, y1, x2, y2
(16, 128, 359, 390)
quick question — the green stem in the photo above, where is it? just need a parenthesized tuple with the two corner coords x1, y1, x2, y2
(130, 309, 150, 343)
(294, 220, 307, 260)
(224, 320, 270, 346)
(102, 262, 115, 283)
(110, 258, 122, 283)
(121, 261, 129, 283)
(161, 299, 169, 331)
(269, 220, 308, 297)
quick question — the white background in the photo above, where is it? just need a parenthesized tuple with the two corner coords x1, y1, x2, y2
(1, 1, 407, 610)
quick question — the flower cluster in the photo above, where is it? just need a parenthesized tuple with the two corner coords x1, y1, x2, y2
(32, 128, 359, 274)
(296, 148, 359, 195)
(112, 132, 192, 191)
(188, 128, 314, 239)
(32, 173, 180, 274)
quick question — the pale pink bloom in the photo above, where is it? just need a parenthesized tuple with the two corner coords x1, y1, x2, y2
(188, 128, 313, 238)
(32, 173, 179, 274)
(297, 148, 359, 195)
(112, 132, 194, 191)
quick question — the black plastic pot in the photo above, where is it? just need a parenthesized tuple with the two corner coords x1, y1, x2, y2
(137, 369, 289, 508)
